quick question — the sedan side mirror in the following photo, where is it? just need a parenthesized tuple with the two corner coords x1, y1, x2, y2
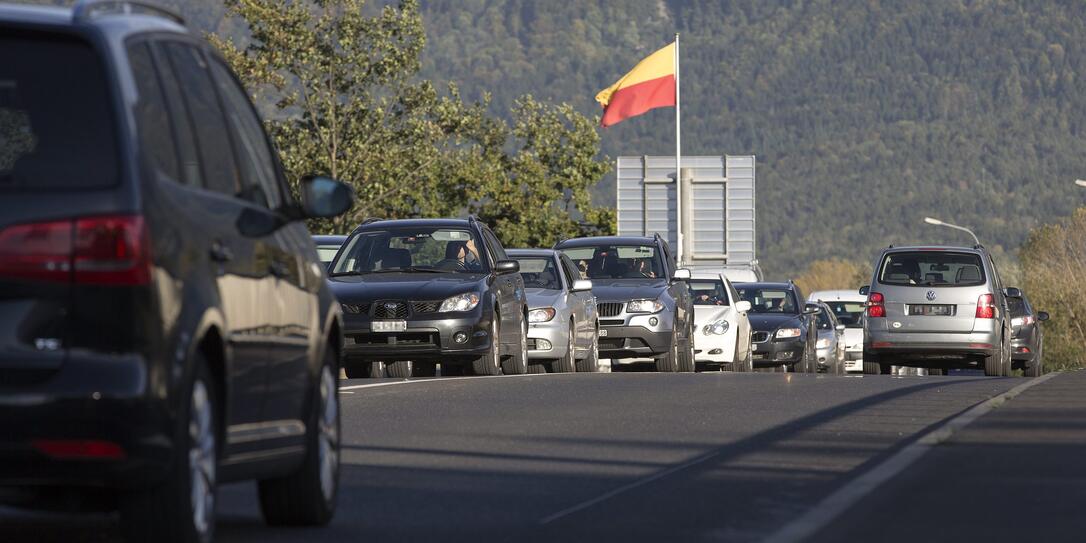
(1037, 311, 1050, 322)
(735, 300, 752, 313)
(672, 268, 691, 282)
(1003, 287, 1023, 298)
(493, 260, 520, 275)
(859, 285, 870, 296)
(570, 279, 593, 292)
(300, 176, 354, 218)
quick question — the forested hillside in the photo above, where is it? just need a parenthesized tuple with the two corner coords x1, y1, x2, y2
(23, 0, 1086, 277)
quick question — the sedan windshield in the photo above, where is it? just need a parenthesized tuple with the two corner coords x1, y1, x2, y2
(737, 288, 798, 314)
(331, 227, 484, 274)
(687, 280, 730, 306)
(827, 301, 866, 328)
(560, 245, 664, 280)
(514, 257, 561, 290)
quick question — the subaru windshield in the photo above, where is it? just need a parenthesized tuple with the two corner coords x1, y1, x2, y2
(330, 227, 485, 275)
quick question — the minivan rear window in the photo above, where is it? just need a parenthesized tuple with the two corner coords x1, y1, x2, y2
(0, 32, 118, 190)
(878, 251, 986, 287)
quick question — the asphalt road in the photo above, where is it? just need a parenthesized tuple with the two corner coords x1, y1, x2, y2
(3, 370, 1082, 542)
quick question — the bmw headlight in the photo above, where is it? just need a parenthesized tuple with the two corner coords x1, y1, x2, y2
(528, 307, 557, 323)
(775, 327, 802, 339)
(439, 292, 480, 312)
(627, 299, 664, 313)
(816, 338, 831, 349)
(702, 319, 730, 335)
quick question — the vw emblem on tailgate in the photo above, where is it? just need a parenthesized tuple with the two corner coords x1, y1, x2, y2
(926, 290, 937, 301)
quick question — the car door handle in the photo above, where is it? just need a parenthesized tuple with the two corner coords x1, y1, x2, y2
(209, 242, 234, 263)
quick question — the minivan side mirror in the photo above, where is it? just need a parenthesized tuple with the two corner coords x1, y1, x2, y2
(735, 300, 752, 313)
(570, 279, 593, 292)
(672, 268, 691, 282)
(493, 260, 520, 275)
(1037, 311, 1050, 322)
(859, 285, 870, 296)
(300, 176, 354, 219)
(1003, 287, 1023, 298)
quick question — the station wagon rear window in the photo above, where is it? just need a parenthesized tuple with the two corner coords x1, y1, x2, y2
(878, 251, 986, 287)
(0, 33, 118, 190)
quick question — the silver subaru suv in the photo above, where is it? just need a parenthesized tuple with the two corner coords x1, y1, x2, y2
(861, 245, 1018, 376)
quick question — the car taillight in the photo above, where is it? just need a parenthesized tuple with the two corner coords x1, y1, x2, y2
(866, 292, 885, 318)
(975, 293, 995, 319)
(0, 215, 150, 285)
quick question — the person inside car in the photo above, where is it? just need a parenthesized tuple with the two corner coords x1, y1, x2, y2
(442, 239, 483, 271)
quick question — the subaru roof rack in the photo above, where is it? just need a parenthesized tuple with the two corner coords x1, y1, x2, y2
(72, 0, 185, 25)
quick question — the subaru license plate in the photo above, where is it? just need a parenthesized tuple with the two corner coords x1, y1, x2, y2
(372, 320, 407, 332)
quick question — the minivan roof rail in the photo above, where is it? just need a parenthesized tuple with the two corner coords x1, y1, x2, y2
(72, 0, 185, 25)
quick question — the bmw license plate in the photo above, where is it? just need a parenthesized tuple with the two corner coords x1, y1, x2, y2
(371, 320, 407, 332)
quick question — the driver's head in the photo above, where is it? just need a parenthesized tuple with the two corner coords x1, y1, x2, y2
(446, 241, 467, 261)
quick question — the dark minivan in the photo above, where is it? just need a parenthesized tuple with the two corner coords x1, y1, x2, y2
(0, 2, 352, 542)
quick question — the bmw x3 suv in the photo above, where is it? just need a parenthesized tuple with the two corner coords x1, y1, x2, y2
(327, 218, 529, 378)
(861, 245, 1017, 376)
(555, 235, 695, 372)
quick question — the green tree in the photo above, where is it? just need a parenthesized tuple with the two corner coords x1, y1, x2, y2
(1019, 208, 1086, 370)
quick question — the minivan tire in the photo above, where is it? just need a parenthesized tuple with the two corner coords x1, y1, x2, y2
(119, 355, 218, 543)
(259, 348, 339, 526)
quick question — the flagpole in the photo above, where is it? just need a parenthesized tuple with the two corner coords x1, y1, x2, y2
(674, 33, 682, 266)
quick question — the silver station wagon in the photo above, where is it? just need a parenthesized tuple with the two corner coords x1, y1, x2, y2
(861, 245, 1018, 376)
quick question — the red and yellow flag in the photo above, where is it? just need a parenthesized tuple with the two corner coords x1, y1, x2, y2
(595, 42, 676, 127)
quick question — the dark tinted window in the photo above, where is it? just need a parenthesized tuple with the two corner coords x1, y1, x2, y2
(0, 33, 118, 190)
(128, 42, 179, 180)
(162, 42, 240, 196)
(208, 59, 281, 208)
(151, 42, 201, 187)
(878, 251, 986, 287)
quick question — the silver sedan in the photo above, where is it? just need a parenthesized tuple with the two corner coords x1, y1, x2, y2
(508, 249, 600, 373)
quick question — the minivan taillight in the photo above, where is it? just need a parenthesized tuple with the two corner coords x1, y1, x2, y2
(975, 293, 995, 319)
(0, 215, 150, 285)
(867, 292, 885, 318)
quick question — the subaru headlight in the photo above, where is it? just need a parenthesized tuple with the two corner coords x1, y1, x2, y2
(627, 299, 664, 313)
(816, 338, 831, 349)
(528, 307, 557, 323)
(439, 292, 480, 312)
(775, 327, 802, 339)
(702, 319, 730, 335)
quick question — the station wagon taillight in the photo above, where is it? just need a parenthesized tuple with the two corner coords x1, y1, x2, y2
(0, 215, 150, 285)
(866, 292, 885, 318)
(975, 293, 995, 319)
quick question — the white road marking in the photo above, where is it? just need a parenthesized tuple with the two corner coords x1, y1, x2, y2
(762, 371, 1061, 543)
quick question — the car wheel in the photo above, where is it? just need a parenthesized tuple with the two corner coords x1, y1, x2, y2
(678, 324, 696, 373)
(501, 313, 529, 375)
(1000, 333, 1015, 377)
(984, 341, 1004, 376)
(528, 364, 548, 374)
(655, 327, 681, 372)
(473, 317, 502, 376)
(551, 321, 577, 373)
(412, 361, 437, 377)
(576, 327, 600, 373)
(259, 349, 339, 526)
(387, 361, 412, 378)
(120, 355, 218, 543)
(862, 352, 880, 375)
(928, 368, 945, 376)
(737, 342, 753, 372)
(1026, 341, 1043, 377)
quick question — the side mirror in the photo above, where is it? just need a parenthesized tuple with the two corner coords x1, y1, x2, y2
(735, 300, 752, 313)
(1037, 311, 1050, 322)
(1003, 287, 1022, 298)
(672, 268, 691, 282)
(859, 285, 870, 296)
(836, 324, 847, 332)
(300, 176, 354, 218)
(571, 279, 593, 292)
(803, 303, 821, 315)
(493, 260, 520, 275)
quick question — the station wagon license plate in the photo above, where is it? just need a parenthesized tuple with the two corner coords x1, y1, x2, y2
(907, 304, 955, 316)
(371, 320, 407, 332)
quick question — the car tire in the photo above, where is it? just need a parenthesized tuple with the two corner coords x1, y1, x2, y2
(473, 317, 503, 376)
(551, 322, 577, 373)
(413, 361, 437, 377)
(528, 364, 548, 374)
(1026, 341, 1043, 377)
(501, 314, 529, 375)
(655, 328, 681, 372)
(928, 368, 945, 376)
(984, 342, 1004, 376)
(258, 348, 339, 526)
(119, 355, 218, 543)
(576, 329, 600, 373)
(678, 331, 696, 373)
(736, 343, 753, 372)
(387, 361, 412, 378)
(1000, 334, 1015, 377)
(862, 352, 880, 375)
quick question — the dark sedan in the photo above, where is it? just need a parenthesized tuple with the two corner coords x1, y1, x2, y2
(735, 282, 820, 372)
(1009, 293, 1048, 377)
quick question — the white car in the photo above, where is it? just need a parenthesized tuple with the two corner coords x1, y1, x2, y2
(808, 290, 867, 372)
(687, 272, 753, 371)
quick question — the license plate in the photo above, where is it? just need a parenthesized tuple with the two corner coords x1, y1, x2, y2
(599, 329, 608, 337)
(908, 304, 954, 316)
(371, 320, 407, 332)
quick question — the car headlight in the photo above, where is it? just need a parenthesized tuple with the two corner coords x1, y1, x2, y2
(439, 292, 480, 312)
(528, 307, 557, 323)
(702, 320, 730, 335)
(816, 338, 831, 349)
(775, 327, 802, 339)
(627, 299, 664, 313)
